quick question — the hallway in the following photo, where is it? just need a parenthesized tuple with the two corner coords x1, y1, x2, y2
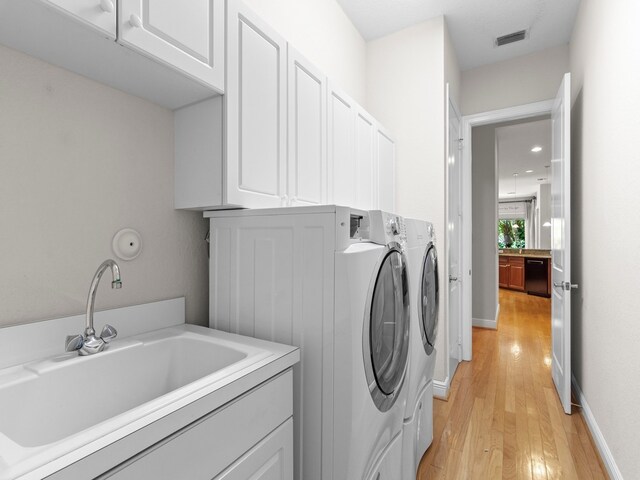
(418, 289, 608, 479)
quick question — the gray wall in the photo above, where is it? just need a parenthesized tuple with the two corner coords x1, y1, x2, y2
(570, 0, 640, 476)
(471, 125, 498, 323)
(0, 45, 209, 328)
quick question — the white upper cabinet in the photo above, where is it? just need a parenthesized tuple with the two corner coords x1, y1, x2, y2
(225, 0, 287, 208)
(355, 107, 375, 210)
(118, 0, 224, 91)
(328, 85, 357, 208)
(287, 48, 327, 207)
(376, 125, 396, 212)
(44, 0, 116, 38)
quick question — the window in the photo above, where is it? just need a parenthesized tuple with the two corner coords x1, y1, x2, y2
(498, 219, 525, 248)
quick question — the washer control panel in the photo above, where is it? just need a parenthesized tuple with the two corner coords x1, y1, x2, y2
(368, 210, 406, 246)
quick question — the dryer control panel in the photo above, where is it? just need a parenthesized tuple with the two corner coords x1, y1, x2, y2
(368, 210, 407, 246)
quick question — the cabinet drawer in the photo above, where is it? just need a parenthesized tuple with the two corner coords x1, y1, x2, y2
(509, 256, 525, 265)
(103, 370, 293, 480)
(214, 418, 293, 480)
(499, 256, 509, 265)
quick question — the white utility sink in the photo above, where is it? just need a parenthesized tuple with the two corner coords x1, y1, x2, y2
(0, 323, 297, 479)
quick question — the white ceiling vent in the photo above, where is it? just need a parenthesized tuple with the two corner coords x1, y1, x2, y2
(495, 30, 528, 47)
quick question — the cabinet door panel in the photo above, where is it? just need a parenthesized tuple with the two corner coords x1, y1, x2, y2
(355, 109, 375, 210)
(44, 0, 116, 38)
(226, 1, 287, 208)
(499, 264, 509, 288)
(215, 419, 293, 480)
(328, 85, 356, 207)
(119, 0, 224, 90)
(376, 126, 395, 212)
(509, 264, 525, 291)
(288, 48, 326, 206)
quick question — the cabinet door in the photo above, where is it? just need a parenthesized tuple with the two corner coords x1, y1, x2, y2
(376, 125, 395, 212)
(226, 1, 287, 208)
(509, 264, 525, 291)
(215, 418, 293, 480)
(118, 0, 224, 91)
(355, 108, 375, 210)
(328, 85, 356, 207)
(42, 0, 116, 38)
(288, 48, 327, 207)
(498, 263, 509, 288)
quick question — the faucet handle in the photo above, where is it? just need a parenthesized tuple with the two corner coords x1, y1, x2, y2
(65, 334, 84, 352)
(100, 324, 118, 343)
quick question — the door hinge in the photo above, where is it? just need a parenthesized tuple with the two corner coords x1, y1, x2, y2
(457, 138, 464, 150)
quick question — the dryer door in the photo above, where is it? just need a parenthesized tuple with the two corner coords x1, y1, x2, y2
(419, 243, 439, 355)
(364, 242, 410, 412)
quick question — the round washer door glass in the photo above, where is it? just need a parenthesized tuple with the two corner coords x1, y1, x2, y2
(367, 244, 410, 412)
(420, 244, 439, 355)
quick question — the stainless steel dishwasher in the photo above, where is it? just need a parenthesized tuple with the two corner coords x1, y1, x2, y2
(525, 257, 550, 297)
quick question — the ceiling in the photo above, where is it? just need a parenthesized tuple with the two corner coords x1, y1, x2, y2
(336, 0, 580, 70)
(496, 119, 551, 200)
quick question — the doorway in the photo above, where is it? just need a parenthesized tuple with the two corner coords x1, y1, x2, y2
(458, 73, 574, 414)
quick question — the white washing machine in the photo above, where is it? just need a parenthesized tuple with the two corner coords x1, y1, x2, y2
(205, 206, 411, 480)
(401, 218, 439, 479)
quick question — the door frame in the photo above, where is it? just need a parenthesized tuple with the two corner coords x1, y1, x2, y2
(460, 99, 555, 361)
(445, 84, 463, 386)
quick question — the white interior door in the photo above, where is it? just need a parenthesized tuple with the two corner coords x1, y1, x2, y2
(551, 73, 573, 415)
(447, 85, 462, 378)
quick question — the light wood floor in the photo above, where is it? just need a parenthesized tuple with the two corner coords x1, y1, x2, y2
(417, 289, 608, 479)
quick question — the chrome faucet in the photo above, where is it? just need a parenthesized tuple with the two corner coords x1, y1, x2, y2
(65, 259, 122, 356)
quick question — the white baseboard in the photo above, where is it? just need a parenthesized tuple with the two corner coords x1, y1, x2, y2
(472, 304, 500, 329)
(433, 377, 450, 399)
(472, 318, 497, 329)
(572, 375, 623, 480)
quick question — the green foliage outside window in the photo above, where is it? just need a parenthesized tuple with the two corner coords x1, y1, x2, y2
(498, 219, 525, 248)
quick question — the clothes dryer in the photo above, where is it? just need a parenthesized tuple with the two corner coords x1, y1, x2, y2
(206, 206, 411, 480)
(401, 218, 439, 479)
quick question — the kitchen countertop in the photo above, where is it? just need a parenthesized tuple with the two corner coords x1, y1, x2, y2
(499, 250, 551, 259)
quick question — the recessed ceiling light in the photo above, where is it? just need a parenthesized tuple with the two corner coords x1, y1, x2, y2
(537, 178, 547, 181)
(525, 170, 533, 173)
(531, 146, 542, 153)
(507, 191, 516, 195)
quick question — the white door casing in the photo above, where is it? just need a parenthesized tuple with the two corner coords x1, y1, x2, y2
(118, 0, 224, 90)
(287, 47, 327, 206)
(226, 1, 287, 208)
(551, 72, 573, 415)
(44, 0, 116, 38)
(446, 84, 463, 379)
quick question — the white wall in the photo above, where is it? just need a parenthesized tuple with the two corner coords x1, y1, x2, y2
(0, 45, 209, 328)
(462, 44, 570, 115)
(471, 125, 498, 325)
(570, 0, 640, 477)
(366, 16, 460, 383)
(243, 0, 367, 105)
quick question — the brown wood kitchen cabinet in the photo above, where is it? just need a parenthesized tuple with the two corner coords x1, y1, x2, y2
(499, 256, 525, 291)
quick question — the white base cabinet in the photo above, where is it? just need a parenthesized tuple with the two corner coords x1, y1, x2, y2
(49, 370, 294, 480)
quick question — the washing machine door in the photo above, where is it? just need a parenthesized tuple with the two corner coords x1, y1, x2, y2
(363, 242, 411, 412)
(419, 243, 439, 355)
